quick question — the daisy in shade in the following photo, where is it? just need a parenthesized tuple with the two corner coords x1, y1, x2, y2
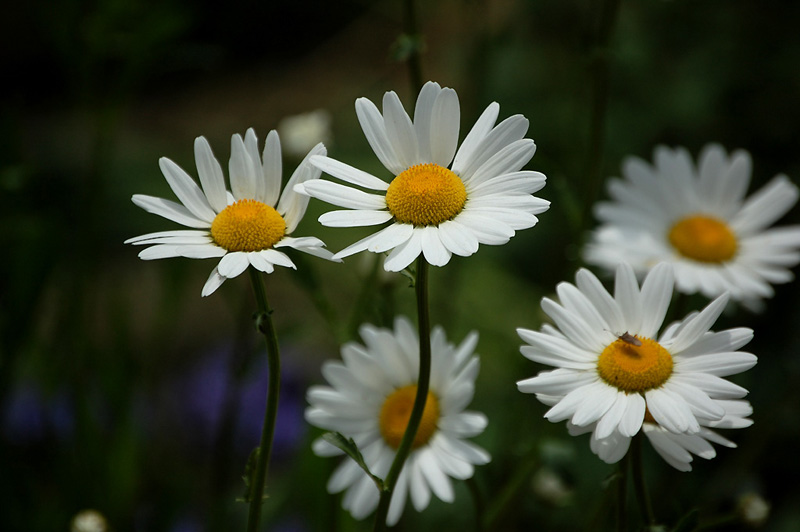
(295, 81, 549, 272)
(305, 316, 490, 526)
(125, 129, 337, 296)
(517, 262, 757, 444)
(566, 399, 753, 471)
(584, 144, 800, 305)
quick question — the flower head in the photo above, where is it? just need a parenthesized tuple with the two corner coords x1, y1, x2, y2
(295, 81, 549, 271)
(125, 129, 337, 296)
(517, 263, 757, 444)
(305, 317, 490, 525)
(584, 144, 800, 305)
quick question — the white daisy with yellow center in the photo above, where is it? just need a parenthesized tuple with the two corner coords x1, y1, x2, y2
(567, 399, 753, 472)
(125, 129, 338, 296)
(295, 81, 549, 272)
(584, 144, 800, 304)
(517, 263, 757, 442)
(305, 317, 490, 526)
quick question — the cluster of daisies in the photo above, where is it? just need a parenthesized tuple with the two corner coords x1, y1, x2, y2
(127, 81, 800, 525)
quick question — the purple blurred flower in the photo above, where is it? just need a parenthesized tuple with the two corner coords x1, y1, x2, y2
(2, 382, 74, 444)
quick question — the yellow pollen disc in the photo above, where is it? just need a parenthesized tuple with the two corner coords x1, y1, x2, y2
(668, 214, 738, 263)
(385, 163, 467, 226)
(210, 199, 286, 252)
(379, 385, 440, 450)
(597, 336, 673, 393)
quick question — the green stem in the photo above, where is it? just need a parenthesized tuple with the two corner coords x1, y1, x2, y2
(246, 267, 282, 532)
(616, 451, 629, 532)
(579, 0, 622, 234)
(372, 258, 432, 531)
(631, 433, 656, 527)
(402, 0, 424, 94)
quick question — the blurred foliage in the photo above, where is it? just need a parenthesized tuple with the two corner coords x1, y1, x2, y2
(2, 0, 800, 531)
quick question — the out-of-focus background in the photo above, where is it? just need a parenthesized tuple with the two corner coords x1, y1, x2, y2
(2, 0, 800, 530)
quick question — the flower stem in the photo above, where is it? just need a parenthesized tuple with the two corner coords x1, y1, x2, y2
(372, 257, 432, 530)
(631, 432, 656, 527)
(616, 451, 629, 532)
(579, 0, 622, 234)
(246, 266, 282, 532)
(402, 0, 424, 93)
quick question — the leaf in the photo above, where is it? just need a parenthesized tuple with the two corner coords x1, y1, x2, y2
(671, 508, 699, 532)
(237, 447, 268, 503)
(322, 432, 385, 491)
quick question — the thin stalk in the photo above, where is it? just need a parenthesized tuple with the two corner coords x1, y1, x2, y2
(631, 432, 656, 527)
(402, 0, 424, 94)
(616, 451, 629, 532)
(579, 0, 622, 233)
(372, 258, 432, 531)
(246, 266, 282, 532)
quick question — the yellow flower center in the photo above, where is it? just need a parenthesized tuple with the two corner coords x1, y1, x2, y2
(210, 199, 286, 252)
(385, 163, 467, 226)
(597, 336, 673, 393)
(668, 215, 738, 263)
(379, 385, 440, 450)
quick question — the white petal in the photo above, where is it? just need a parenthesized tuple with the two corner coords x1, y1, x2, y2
(157, 158, 216, 222)
(310, 155, 390, 191)
(429, 88, 460, 167)
(465, 139, 536, 187)
(413, 81, 442, 163)
(638, 263, 674, 338)
(383, 229, 423, 271)
(732, 175, 799, 234)
(382, 90, 419, 169)
(278, 143, 326, 233)
(667, 293, 729, 354)
(301, 180, 387, 210)
(367, 223, 415, 253)
(201, 266, 227, 296)
(229, 134, 258, 200)
(125, 229, 210, 245)
(420, 226, 452, 266)
(456, 114, 529, 182)
(452, 102, 499, 174)
(437, 220, 480, 257)
(261, 129, 282, 206)
(356, 97, 403, 175)
(319, 209, 393, 227)
(217, 252, 249, 278)
(645, 387, 699, 434)
(131, 194, 211, 229)
(193, 136, 228, 213)
(614, 263, 644, 333)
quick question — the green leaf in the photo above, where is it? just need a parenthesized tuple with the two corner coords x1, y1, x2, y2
(237, 447, 268, 503)
(671, 508, 699, 532)
(322, 432, 385, 491)
(390, 33, 425, 62)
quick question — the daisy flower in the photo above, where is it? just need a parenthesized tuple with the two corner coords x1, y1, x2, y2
(566, 399, 753, 471)
(517, 262, 757, 443)
(295, 81, 549, 272)
(125, 129, 337, 296)
(305, 316, 490, 526)
(584, 144, 800, 304)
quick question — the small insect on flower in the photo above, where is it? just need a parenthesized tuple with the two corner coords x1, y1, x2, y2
(605, 329, 643, 346)
(618, 331, 642, 346)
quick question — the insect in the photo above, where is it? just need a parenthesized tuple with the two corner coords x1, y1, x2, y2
(617, 331, 642, 346)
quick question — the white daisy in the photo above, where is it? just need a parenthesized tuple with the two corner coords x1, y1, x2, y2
(566, 399, 753, 471)
(125, 129, 338, 296)
(517, 262, 757, 443)
(294, 81, 549, 272)
(305, 316, 490, 526)
(584, 144, 800, 304)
